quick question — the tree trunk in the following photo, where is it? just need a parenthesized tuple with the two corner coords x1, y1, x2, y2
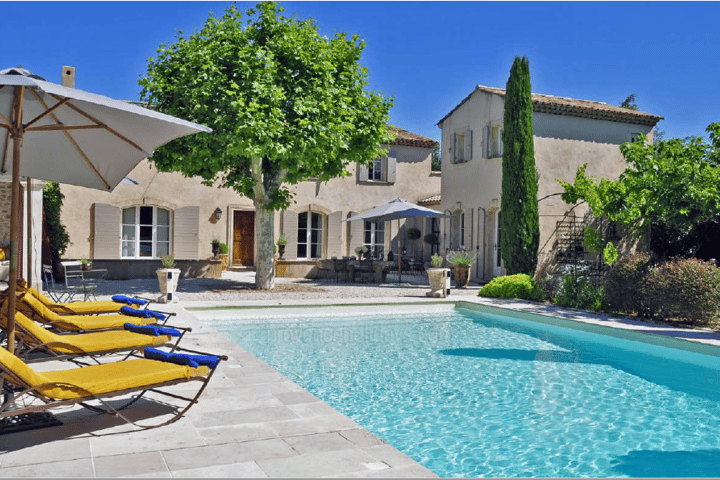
(254, 200, 275, 290)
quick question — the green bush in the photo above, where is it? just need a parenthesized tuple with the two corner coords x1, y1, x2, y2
(642, 257, 720, 325)
(604, 253, 652, 315)
(43, 181, 70, 259)
(479, 274, 544, 301)
(553, 265, 605, 311)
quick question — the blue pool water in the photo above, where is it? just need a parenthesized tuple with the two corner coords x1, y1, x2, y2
(207, 304, 720, 477)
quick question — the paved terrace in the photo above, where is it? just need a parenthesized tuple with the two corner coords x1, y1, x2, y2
(2, 271, 719, 477)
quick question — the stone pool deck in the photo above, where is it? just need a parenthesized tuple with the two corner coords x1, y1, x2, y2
(2, 272, 719, 477)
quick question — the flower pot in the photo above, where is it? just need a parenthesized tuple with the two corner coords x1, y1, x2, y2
(454, 265, 472, 289)
(81, 264, 92, 272)
(211, 244, 220, 256)
(277, 244, 286, 260)
(157, 268, 181, 303)
(218, 253, 229, 270)
(426, 267, 451, 298)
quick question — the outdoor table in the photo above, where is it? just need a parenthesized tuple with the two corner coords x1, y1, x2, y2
(78, 268, 107, 301)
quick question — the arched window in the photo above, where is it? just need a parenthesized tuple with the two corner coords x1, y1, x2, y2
(122, 205, 171, 258)
(297, 210, 324, 259)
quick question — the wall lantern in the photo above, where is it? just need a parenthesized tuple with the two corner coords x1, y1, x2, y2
(215, 208, 223, 220)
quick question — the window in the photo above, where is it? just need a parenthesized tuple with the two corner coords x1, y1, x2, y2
(430, 217, 440, 255)
(369, 158, 383, 181)
(488, 125, 503, 158)
(297, 211, 323, 259)
(453, 130, 472, 163)
(454, 132, 465, 162)
(122, 206, 170, 258)
(363, 221, 385, 258)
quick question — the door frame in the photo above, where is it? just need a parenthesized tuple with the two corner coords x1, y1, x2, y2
(493, 210, 503, 277)
(229, 207, 256, 267)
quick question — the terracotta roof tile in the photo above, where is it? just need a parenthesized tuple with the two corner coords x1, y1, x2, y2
(438, 85, 663, 127)
(389, 127, 439, 149)
(418, 193, 441, 206)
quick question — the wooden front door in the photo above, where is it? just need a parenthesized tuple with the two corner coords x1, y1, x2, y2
(233, 211, 255, 266)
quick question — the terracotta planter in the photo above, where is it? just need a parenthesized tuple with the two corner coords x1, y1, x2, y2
(453, 264, 472, 289)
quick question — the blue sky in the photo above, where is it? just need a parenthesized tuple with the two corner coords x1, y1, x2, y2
(3, 1, 719, 142)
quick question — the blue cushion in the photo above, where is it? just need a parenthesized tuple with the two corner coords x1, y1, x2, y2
(123, 323, 181, 337)
(143, 347, 221, 369)
(120, 305, 167, 320)
(112, 295, 149, 306)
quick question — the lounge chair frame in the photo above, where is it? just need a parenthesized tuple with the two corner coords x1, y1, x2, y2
(1, 347, 228, 432)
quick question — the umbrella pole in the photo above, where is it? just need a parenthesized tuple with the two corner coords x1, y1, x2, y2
(26, 177, 32, 288)
(397, 218, 402, 283)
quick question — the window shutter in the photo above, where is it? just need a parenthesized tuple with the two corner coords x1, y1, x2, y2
(281, 210, 299, 261)
(453, 133, 458, 162)
(484, 126, 491, 158)
(464, 208, 474, 250)
(465, 130, 472, 162)
(357, 163, 369, 182)
(348, 213, 364, 257)
(92, 203, 121, 259)
(173, 206, 199, 260)
(327, 211, 343, 258)
(386, 154, 397, 183)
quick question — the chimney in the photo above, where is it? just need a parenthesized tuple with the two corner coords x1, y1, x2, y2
(61, 66, 75, 88)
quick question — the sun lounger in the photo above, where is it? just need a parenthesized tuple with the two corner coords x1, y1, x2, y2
(17, 284, 149, 315)
(16, 293, 173, 332)
(0, 344, 227, 431)
(2, 310, 188, 363)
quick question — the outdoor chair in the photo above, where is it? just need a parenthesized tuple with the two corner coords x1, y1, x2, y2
(42, 264, 81, 303)
(0, 343, 227, 431)
(17, 293, 173, 332)
(315, 260, 334, 283)
(19, 283, 149, 315)
(2, 309, 188, 364)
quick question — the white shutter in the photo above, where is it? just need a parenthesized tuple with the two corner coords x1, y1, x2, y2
(386, 154, 397, 183)
(348, 213, 364, 257)
(92, 203, 121, 259)
(281, 210, 299, 261)
(465, 129, 473, 161)
(173, 206, 199, 260)
(357, 163, 369, 182)
(327, 211, 343, 258)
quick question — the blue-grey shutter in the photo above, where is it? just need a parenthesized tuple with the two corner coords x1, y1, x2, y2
(453, 133, 458, 162)
(484, 126, 491, 158)
(386, 154, 397, 183)
(465, 130, 473, 162)
(357, 163, 369, 182)
(92, 203, 121, 259)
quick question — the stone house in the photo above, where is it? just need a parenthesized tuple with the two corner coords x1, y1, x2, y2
(59, 127, 440, 279)
(437, 85, 663, 281)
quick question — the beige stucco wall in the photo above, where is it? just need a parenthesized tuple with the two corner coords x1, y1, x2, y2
(60, 142, 440, 275)
(439, 89, 654, 281)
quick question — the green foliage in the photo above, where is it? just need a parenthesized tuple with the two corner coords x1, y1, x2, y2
(558, 123, 720, 241)
(423, 233, 439, 245)
(160, 254, 176, 268)
(43, 182, 70, 259)
(501, 56, 540, 275)
(603, 242, 619, 265)
(276, 235, 288, 246)
(478, 274, 544, 301)
(603, 253, 652, 315)
(431, 145, 441, 171)
(553, 265, 605, 311)
(219, 243, 229, 254)
(406, 227, 421, 240)
(446, 249, 477, 266)
(619, 93, 639, 110)
(642, 258, 720, 326)
(139, 2, 394, 212)
(430, 254, 444, 268)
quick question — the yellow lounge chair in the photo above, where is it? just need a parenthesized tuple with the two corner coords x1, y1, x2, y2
(3, 310, 188, 363)
(0, 343, 226, 430)
(21, 286, 143, 315)
(17, 293, 170, 332)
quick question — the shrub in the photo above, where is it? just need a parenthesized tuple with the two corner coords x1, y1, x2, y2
(604, 253, 652, 315)
(642, 257, 720, 325)
(446, 249, 478, 266)
(553, 265, 605, 311)
(430, 254, 444, 268)
(43, 181, 70, 259)
(479, 274, 544, 301)
(537, 274, 561, 302)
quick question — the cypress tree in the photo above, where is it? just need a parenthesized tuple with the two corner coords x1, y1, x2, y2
(500, 56, 540, 275)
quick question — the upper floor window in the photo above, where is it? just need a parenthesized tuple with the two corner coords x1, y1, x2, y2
(488, 125, 503, 158)
(122, 205, 170, 258)
(369, 158, 384, 181)
(357, 154, 397, 183)
(453, 130, 472, 163)
(297, 211, 324, 260)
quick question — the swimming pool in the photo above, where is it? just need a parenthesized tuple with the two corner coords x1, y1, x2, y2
(205, 303, 720, 477)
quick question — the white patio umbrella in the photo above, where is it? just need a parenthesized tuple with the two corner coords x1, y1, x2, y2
(344, 198, 446, 282)
(0, 66, 211, 351)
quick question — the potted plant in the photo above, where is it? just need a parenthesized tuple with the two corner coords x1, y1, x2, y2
(218, 243, 229, 270)
(406, 227, 421, 241)
(211, 237, 221, 256)
(446, 249, 478, 289)
(157, 254, 181, 303)
(276, 235, 288, 259)
(354, 245, 369, 260)
(79, 258, 92, 271)
(426, 254, 451, 297)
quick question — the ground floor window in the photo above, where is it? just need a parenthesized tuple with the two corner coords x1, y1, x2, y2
(122, 205, 170, 258)
(297, 211, 323, 259)
(364, 221, 385, 258)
